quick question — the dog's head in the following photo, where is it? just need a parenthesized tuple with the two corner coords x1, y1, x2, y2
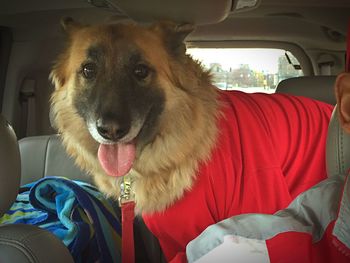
(50, 19, 198, 178)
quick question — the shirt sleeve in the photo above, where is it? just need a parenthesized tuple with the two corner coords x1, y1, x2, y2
(186, 174, 347, 263)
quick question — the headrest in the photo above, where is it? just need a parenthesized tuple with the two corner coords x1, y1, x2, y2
(276, 76, 337, 105)
(0, 115, 21, 217)
(19, 135, 91, 185)
(326, 106, 350, 177)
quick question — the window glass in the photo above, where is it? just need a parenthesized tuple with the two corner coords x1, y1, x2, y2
(186, 48, 303, 93)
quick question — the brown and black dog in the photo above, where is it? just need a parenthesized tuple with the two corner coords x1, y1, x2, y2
(50, 19, 335, 260)
(50, 18, 218, 213)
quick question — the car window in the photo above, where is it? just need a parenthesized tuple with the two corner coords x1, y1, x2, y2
(187, 48, 303, 94)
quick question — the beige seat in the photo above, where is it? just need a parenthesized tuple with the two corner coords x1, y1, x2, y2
(19, 134, 91, 185)
(276, 76, 337, 105)
(326, 107, 350, 177)
(0, 114, 74, 263)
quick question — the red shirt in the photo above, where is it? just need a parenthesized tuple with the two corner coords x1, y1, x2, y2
(142, 91, 334, 262)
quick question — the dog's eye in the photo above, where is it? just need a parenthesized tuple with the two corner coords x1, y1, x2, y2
(134, 64, 150, 80)
(82, 63, 97, 79)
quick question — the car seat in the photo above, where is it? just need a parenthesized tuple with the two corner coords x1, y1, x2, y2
(276, 76, 337, 105)
(0, 114, 74, 263)
(326, 106, 350, 177)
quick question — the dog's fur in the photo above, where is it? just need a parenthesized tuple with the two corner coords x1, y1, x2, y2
(50, 19, 219, 213)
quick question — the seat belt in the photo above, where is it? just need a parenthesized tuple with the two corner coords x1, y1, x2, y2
(19, 78, 36, 138)
(346, 19, 350, 72)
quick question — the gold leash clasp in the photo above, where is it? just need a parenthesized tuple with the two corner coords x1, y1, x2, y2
(118, 175, 135, 206)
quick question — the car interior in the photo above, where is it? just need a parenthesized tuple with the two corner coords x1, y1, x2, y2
(0, 0, 350, 262)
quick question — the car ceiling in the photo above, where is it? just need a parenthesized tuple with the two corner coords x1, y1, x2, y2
(0, 0, 349, 52)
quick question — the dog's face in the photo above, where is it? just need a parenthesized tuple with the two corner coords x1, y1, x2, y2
(69, 27, 165, 147)
(51, 19, 195, 178)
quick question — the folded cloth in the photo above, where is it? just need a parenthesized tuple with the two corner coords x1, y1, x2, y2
(0, 176, 121, 263)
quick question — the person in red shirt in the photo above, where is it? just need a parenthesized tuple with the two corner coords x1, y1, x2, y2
(183, 73, 350, 263)
(142, 89, 334, 262)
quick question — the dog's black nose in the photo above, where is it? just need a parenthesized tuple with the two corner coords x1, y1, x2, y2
(96, 118, 129, 141)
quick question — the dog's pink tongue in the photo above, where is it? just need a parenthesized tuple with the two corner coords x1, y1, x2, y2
(98, 143, 136, 177)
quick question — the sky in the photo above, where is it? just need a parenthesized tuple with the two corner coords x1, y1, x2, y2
(186, 48, 288, 74)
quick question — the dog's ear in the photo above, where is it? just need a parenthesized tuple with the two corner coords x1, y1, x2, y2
(50, 18, 83, 88)
(60, 17, 83, 35)
(335, 72, 350, 133)
(152, 21, 195, 55)
(50, 55, 68, 89)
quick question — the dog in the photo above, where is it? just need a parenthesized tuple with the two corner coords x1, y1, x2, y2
(50, 18, 218, 213)
(50, 18, 334, 261)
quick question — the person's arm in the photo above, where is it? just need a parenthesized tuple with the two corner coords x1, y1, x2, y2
(186, 175, 346, 263)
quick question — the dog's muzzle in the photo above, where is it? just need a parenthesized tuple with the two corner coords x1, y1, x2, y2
(96, 117, 130, 142)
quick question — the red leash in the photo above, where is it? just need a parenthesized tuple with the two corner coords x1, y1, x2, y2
(122, 201, 135, 263)
(119, 177, 136, 263)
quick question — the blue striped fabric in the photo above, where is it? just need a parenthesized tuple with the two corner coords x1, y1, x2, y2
(0, 177, 122, 263)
